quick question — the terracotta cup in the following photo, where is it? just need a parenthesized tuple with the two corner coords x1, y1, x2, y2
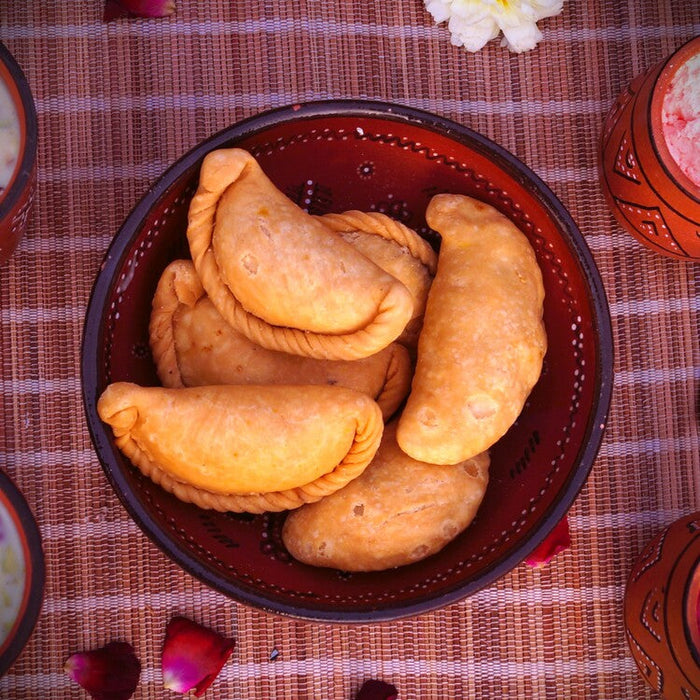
(599, 36, 700, 261)
(0, 42, 37, 265)
(624, 512, 700, 698)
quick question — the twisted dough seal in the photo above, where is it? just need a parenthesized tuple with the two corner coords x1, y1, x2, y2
(98, 382, 384, 513)
(149, 259, 412, 419)
(319, 210, 437, 349)
(186, 148, 414, 360)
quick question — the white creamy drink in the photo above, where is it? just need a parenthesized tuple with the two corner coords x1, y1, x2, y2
(662, 52, 700, 188)
(0, 500, 26, 645)
(0, 77, 20, 194)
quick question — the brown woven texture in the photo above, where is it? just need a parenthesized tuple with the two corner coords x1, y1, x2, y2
(0, 1, 699, 698)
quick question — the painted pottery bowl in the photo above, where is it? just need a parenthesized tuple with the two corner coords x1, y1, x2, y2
(600, 36, 700, 261)
(624, 512, 700, 697)
(82, 100, 613, 622)
(0, 42, 37, 265)
(0, 470, 44, 675)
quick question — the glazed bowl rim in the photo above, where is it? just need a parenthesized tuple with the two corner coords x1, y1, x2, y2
(0, 41, 37, 223)
(81, 99, 614, 622)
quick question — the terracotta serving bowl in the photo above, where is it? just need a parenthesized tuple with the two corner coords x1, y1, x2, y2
(0, 470, 44, 674)
(0, 41, 37, 265)
(599, 36, 700, 261)
(82, 100, 613, 622)
(624, 512, 700, 697)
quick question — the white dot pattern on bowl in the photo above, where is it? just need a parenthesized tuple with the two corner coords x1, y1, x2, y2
(102, 127, 592, 605)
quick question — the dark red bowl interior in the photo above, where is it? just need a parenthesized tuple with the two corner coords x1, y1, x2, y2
(82, 101, 613, 622)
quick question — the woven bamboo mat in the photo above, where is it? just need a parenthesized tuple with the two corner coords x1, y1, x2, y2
(0, 1, 698, 698)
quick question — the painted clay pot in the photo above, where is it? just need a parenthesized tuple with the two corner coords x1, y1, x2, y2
(624, 512, 700, 698)
(599, 36, 700, 261)
(0, 42, 37, 265)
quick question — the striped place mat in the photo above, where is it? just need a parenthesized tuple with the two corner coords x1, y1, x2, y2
(0, 1, 698, 698)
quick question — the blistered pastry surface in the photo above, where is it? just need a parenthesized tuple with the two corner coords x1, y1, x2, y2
(97, 382, 383, 507)
(397, 194, 547, 465)
(149, 260, 411, 419)
(185, 149, 414, 360)
(282, 422, 490, 571)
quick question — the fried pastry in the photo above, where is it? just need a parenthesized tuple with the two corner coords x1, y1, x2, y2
(186, 148, 414, 360)
(282, 421, 490, 571)
(397, 194, 547, 465)
(149, 260, 412, 419)
(97, 382, 384, 513)
(319, 210, 437, 349)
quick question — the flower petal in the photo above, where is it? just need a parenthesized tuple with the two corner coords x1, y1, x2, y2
(530, 0, 564, 20)
(161, 616, 235, 696)
(64, 641, 141, 700)
(448, 13, 500, 51)
(445, 0, 492, 24)
(355, 679, 399, 700)
(526, 516, 571, 568)
(490, 0, 546, 52)
(424, 0, 564, 52)
(424, 0, 453, 23)
(103, 0, 175, 21)
(499, 20, 543, 53)
(425, 0, 450, 24)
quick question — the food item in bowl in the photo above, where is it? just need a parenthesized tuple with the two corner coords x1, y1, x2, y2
(97, 382, 383, 513)
(0, 77, 19, 194)
(99, 152, 546, 567)
(0, 498, 25, 644)
(318, 210, 438, 349)
(282, 421, 490, 571)
(397, 194, 546, 465)
(149, 260, 412, 419)
(186, 148, 414, 361)
(661, 51, 700, 187)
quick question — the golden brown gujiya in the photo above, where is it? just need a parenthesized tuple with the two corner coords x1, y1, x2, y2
(149, 260, 412, 420)
(282, 421, 490, 571)
(319, 210, 437, 350)
(97, 382, 384, 513)
(397, 194, 547, 465)
(186, 148, 414, 360)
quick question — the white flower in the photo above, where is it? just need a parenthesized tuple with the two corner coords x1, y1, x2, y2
(425, 0, 564, 53)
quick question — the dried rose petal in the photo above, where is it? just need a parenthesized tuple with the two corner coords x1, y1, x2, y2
(64, 641, 141, 700)
(103, 0, 175, 20)
(355, 679, 399, 700)
(161, 616, 235, 696)
(526, 516, 571, 568)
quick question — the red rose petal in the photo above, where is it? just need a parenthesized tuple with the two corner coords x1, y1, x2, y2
(526, 516, 571, 569)
(64, 641, 141, 700)
(103, 0, 175, 21)
(355, 679, 399, 700)
(161, 616, 235, 696)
